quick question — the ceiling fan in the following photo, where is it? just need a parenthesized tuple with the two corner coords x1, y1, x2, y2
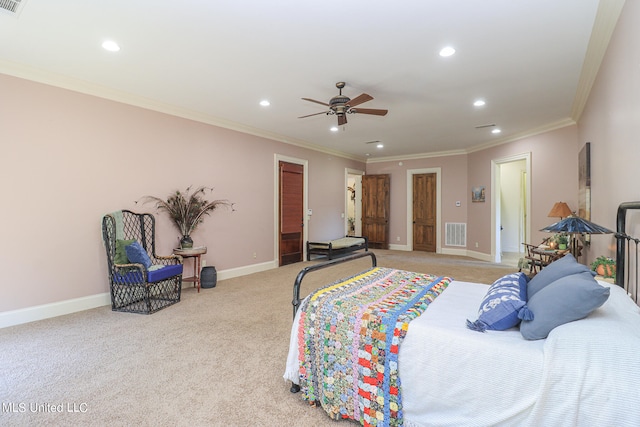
(298, 82, 388, 126)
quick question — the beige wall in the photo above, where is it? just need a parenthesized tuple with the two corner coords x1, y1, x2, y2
(578, 0, 640, 260)
(366, 125, 578, 256)
(0, 73, 364, 315)
(467, 125, 579, 251)
(366, 154, 468, 250)
(2, 0, 639, 321)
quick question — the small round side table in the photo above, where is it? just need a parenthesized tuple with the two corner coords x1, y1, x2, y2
(173, 247, 207, 292)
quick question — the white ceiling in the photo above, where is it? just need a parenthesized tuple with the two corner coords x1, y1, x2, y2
(0, 0, 619, 161)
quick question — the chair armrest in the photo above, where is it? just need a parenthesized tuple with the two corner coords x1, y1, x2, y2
(113, 263, 148, 282)
(154, 254, 183, 265)
(114, 262, 144, 269)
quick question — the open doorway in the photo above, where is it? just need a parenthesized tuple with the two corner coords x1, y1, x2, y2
(491, 153, 531, 265)
(346, 169, 363, 236)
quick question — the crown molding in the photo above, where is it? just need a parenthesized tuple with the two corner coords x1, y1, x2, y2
(366, 148, 467, 164)
(0, 60, 366, 163)
(465, 118, 576, 154)
(367, 118, 576, 163)
(571, 0, 625, 121)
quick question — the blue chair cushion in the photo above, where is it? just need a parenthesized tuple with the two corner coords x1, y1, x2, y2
(148, 264, 183, 282)
(467, 272, 530, 332)
(125, 241, 152, 270)
(114, 264, 183, 284)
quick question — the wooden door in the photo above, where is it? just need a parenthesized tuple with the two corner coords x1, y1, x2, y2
(362, 174, 390, 249)
(413, 173, 436, 252)
(279, 161, 304, 266)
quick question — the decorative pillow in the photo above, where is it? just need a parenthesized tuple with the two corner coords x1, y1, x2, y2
(114, 239, 135, 264)
(527, 253, 593, 299)
(467, 272, 531, 332)
(124, 241, 153, 270)
(520, 271, 610, 340)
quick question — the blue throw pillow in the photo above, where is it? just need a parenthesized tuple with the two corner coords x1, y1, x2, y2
(520, 271, 610, 340)
(114, 239, 135, 264)
(467, 272, 530, 332)
(124, 241, 153, 270)
(527, 253, 593, 299)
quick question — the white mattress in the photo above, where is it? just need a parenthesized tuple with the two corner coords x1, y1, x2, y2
(285, 279, 640, 426)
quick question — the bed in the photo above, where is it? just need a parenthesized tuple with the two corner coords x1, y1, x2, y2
(306, 236, 368, 260)
(284, 204, 640, 427)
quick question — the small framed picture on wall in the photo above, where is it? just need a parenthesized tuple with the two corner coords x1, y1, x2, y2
(472, 186, 485, 203)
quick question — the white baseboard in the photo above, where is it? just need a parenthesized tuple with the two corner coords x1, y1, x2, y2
(386, 245, 493, 262)
(3, 251, 505, 329)
(0, 293, 111, 329)
(463, 249, 495, 262)
(0, 260, 280, 329)
(216, 260, 278, 280)
(440, 247, 469, 257)
(388, 244, 411, 251)
(439, 247, 495, 262)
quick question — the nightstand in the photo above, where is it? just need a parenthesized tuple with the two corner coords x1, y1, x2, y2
(173, 246, 207, 292)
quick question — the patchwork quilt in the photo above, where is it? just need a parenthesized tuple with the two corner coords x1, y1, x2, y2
(296, 267, 452, 427)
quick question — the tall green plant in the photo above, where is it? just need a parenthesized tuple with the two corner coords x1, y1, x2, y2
(139, 186, 233, 237)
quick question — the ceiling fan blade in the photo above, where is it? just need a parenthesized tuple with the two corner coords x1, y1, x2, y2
(298, 111, 328, 119)
(338, 115, 347, 126)
(302, 97, 330, 107)
(353, 108, 388, 116)
(347, 93, 373, 107)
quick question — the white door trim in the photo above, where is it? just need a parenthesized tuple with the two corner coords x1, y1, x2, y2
(491, 152, 531, 263)
(406, 168, 442, 253)
(274, 154, 309, 263)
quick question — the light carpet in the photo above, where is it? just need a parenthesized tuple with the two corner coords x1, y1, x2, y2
(0, 250, 515, 426)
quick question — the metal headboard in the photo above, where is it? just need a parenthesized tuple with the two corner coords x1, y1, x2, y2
(616, 202, 640, 303)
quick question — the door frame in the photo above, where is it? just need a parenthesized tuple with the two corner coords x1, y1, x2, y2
(274, 154, 308, 264)
(345, 168, 364, 236)
(491, 152, 531, 263)
(406, 167, 442, 252)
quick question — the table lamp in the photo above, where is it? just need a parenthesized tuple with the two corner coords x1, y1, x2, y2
(540, 214, 613, 260)
(547, 201, 573, 219)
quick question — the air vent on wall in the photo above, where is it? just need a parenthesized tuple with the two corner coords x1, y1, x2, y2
(0, 0, 26, 16)
(445, 223, 467, 247)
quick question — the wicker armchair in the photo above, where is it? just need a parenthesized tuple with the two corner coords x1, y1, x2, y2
(102, 210, 183, 314)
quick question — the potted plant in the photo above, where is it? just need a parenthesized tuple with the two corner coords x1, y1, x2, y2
(591, 255, 616, 279)
(139, 186, 233, 248)
(555, 233, 569, 250)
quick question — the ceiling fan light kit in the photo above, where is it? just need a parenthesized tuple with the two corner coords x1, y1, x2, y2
(299, 82, 388, 126)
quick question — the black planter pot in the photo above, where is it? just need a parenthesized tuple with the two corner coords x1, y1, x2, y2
(201, 266, 217, 289)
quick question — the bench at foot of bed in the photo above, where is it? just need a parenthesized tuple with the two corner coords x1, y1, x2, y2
(306, 236, 368, 261)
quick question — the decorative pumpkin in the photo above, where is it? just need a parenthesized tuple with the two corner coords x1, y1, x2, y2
(591, 256, 616, 279)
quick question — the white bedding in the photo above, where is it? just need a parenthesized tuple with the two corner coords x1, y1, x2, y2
(284, 279, 640, 426)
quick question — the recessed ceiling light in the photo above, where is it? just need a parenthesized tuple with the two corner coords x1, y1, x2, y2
(473, 99, 486, 107)
(492, 128, 502, 134)
(330, 126, 339, 132)
(102, 40, 120, 52)
(376, 143, 384, 149)
(259, 100, 270, 107)
(439, 46, 456, 57)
